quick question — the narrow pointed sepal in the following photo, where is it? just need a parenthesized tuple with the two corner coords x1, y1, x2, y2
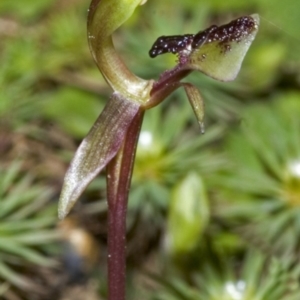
(58, 93, 140, 219)
(157, 82, 205, 132)
(182, 83, 205, 133)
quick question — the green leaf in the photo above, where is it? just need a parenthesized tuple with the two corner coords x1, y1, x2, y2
(0, 162, 22, 194)
(185, 14, 260, 81)
(0, 261, 33, 290)
(0, 218, 55, 233)
(168, 172, 209, 255)
(0, 177, 40, 219)
(6, 231, 60, 245)
(0, 239, 56, 266)
(58, 92, 140, 219)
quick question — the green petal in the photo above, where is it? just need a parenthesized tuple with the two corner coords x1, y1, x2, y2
(58, 93, 140, 219)
(185, 14, 260, 82)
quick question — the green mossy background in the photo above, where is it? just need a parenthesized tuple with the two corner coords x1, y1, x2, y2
(1, 0, 300, 299)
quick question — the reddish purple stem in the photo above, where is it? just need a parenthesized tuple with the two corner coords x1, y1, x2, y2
(106, 109, 144, 300)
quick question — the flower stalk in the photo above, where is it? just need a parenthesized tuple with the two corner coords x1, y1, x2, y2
(106, 109, 144, 300)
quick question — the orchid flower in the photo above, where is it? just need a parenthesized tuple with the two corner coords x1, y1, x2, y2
(58, 0, 259, 299)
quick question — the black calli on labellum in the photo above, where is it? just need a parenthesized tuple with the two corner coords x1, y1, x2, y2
(149, 34, 194, 58)
(149, 16, 257, 59)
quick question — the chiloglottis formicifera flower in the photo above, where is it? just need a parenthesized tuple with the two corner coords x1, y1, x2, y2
(58, 2, 259, 299)
(58, 0, 259, 225)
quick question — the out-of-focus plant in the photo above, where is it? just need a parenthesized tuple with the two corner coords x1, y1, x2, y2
(126, 104, 226, 260)
(167, 171, 209, 256)
(58, 0, 259, 299)
(215, 94, 300, 259)
(0, 0, 55, 21)
(149, 251, 300, 300)
(42, 87, 105, 139)
(0, 162, 60, 299)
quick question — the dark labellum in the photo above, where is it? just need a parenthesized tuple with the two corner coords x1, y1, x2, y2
(149, 16, 256, 58)
(149, 34, 194, 58)
(192, 25, 218, 49)
(193, 16, 256, 47)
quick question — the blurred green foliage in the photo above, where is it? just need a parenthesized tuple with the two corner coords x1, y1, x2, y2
(150, 251, 300, 300)
(1, 0, 300, 299)
(0, 162, 59, 298)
